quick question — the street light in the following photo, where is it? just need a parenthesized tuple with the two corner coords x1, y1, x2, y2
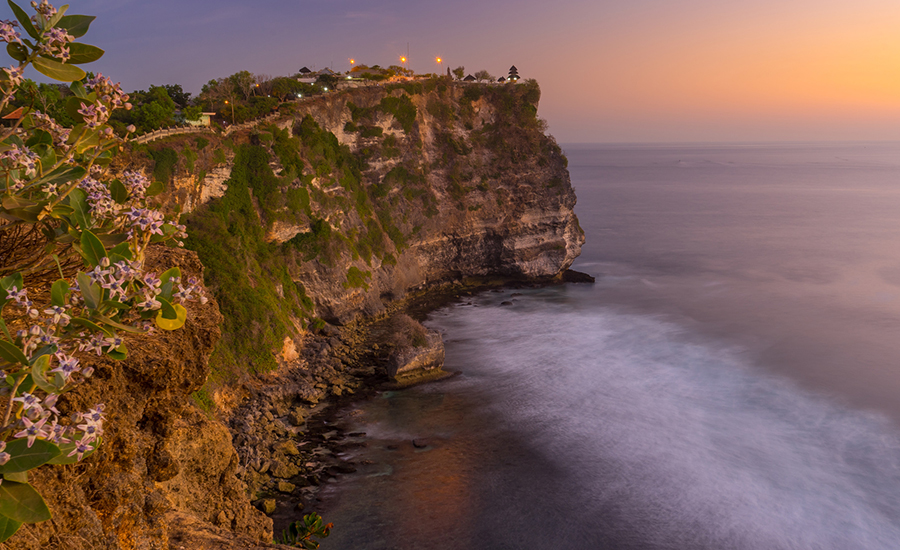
(436, 56, 442, 76)
(224, 99, 234, 125)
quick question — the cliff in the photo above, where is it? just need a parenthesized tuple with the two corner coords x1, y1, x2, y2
(3, 79, 583, 548)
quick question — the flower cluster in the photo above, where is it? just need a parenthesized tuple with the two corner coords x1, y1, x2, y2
(86, 73, 131, 111)
(30, 0, 56, 20)
(78, 176, 116, 218)
(120, 170, 150, 200)
(0, 20, 21, 45)
(29, 111, 71, 149)
(37, 25, 72, 63)
(0, 2, 204, 535)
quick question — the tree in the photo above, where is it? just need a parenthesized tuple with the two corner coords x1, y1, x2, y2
(162, 83, 191, 108)
(474, 70, 494, 82)
(132, 85, 177, 132)
(452, 66, 465, 80)
(315, 73, 338, 91)
(228, 70, 257, 101)
(198, 77, 235, 111)
(270, 76, 304, 101)
(183, 105, 202, 121)
(10, 79, 74, 126)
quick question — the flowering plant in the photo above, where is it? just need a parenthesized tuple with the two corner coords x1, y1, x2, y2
(0, 1, 202, 542)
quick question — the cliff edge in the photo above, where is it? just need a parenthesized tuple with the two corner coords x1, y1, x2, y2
(3, 79, 583, 549)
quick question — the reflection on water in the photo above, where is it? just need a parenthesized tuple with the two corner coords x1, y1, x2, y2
(317, 143, 900, 549)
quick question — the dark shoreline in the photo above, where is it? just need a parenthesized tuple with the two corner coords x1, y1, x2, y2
(249, 270, 594, 534)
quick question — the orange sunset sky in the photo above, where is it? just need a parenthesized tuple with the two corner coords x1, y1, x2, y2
(17, 0, 900, 142)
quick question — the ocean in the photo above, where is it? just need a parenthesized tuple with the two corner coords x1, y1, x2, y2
(315, 142, 900, 549)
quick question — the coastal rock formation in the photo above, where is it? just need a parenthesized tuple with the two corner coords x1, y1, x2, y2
(4, 249, 270, 550)
(4, 80, 583, 548)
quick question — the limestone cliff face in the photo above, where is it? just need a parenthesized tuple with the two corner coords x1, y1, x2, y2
(255, 80, 584, 323)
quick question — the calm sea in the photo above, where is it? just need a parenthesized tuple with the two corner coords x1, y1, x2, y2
(316, 142, 900, 549)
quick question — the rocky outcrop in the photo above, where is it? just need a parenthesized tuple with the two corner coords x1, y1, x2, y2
(2, 249, 271, 549)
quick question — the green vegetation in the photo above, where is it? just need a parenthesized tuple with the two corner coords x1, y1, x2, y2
(379, 95, 417, 132)
(360, 125, 383, 138)
(344, 266, 372, 290)
(184, 144, 309, 376)
(149, 147, 179, 185)
(271, 125, 305, 178)
(182, 145, 198, 174)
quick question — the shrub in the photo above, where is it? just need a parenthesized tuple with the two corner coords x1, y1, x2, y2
(379, 95, 417, 133)
(0, 3, 204, 540)
(344, 266, 371, 290)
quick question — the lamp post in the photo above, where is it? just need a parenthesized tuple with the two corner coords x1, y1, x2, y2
(224, 99, 234, 125)
(436, 56, 442, 77)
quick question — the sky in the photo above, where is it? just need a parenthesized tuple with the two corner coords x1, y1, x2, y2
(6, 0, 900, 142)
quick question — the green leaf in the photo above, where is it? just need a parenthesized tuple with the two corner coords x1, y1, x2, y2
(0, 513, 22, 543)
(69, 316, 110, 336)
(69, 79, 88, 99)
(95, 314, 145, 334)
(14, 374, 34, 395)
(0, 439, 61, 474)
(33, 56, 86, 83)
(66, 42, 104, 65)
(66, 95, 87, 123)
(25, 129, 52, 148)
(109, 242, 133, 261)
(2, 472, 26, 484)
(6, 42, 26, 63)
(3, 206, 41, 223)
(56, 14, 95, 38)
(157, 296, 177, 320)
(0, 340, 28, 366)
(159, 267, 181, 287)
(48, 3, 67, 27)
(0, 318, 10, 342)
(0, 480, 51, 523)
(79, 229, 106, 267)
(74, 127, 100, 154)
(96, 232, 126, 248)
(49, 204, 74, 218)
(0, 272, 24, 311)
(67, 188, 91, 230)
(107, 346, 127, 361)
(75, 272, 101, 310)
(31, 353, 63, 393)
(145, 179, 165, 197)
(38, 152, 57, 178)
(7, 1, 39, 41)
(47, 435, 100, 465)
(155, 301, 186, 331)
(1, 196, 36, 210)
(31, 164, 87, 194)
(50, 279, 70, 307)
(109, 179, 128, 204)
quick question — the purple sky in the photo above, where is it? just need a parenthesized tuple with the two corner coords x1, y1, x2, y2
(7, 0, 900, 142)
